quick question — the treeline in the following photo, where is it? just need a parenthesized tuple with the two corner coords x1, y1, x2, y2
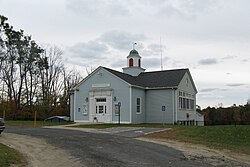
(199, 103, 250, 125)
(0, 15, 82, 120)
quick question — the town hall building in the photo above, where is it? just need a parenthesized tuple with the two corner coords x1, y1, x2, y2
(70, 49, 203, 125)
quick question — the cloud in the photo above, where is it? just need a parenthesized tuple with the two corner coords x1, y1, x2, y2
(66, 0, 129, 17)
(198, 58, 218, 65)
(199, 88, 228, 92)
(98, 30, 147, 51)
(143, 57, 161, 69)
(154, 0, 220, 19)
(242, 59, 248, 62)
(222, 55, 237, 60)
(226, 83, 245, 87)
(67, 40, 108, 60)
(109, 58, 126, 68)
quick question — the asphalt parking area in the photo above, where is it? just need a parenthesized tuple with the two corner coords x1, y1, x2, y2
(99, 127, 169, 138)
(44, 124, 170, 138)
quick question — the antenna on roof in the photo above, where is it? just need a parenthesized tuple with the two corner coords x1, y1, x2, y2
(160, 37, 163, 71)
(133, 42, 137, 49)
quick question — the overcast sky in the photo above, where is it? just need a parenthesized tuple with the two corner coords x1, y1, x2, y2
(1, 0, 250, 108)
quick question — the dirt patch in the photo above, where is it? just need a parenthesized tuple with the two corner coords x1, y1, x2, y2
(138, 137, 250, 167)
(0, 133, 82, 167)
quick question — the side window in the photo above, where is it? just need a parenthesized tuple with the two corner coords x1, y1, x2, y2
(179, 91, 195, 110)
(129, 58, 133, 67)
(136, 98, 141, 113)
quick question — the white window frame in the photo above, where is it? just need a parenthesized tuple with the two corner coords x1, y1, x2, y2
(136, 97, 141, 114)
(179, 91, 195, 110)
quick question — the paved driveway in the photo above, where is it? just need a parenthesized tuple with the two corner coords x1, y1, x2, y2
(5, 126, 209, 167)
(99, 127, 169, 137)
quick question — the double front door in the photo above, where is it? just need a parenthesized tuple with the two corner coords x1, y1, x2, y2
(94, 97, 111, 123)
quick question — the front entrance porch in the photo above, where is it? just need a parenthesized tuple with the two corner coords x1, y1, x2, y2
(89, 89, 112, 123)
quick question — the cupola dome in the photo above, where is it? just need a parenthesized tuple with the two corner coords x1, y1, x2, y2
(123, 49, 145, 76)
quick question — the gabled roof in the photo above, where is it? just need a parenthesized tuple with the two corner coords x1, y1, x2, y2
(103, 67, 188, 89)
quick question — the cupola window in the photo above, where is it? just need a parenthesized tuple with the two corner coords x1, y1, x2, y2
(129, 58, 133, 67)
(138, 59, 141, 67)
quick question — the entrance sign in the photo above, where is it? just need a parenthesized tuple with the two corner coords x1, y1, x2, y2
(115, 104, 119, 115)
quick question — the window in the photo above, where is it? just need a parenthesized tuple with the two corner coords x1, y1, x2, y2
(129, 58, 133, 67)
(138, 59, 141, 67)
(179, 91, 195, 110)
(99, 106, 104, 114)
(179, 97, 182, 109)
(136, 98, 141, 113)
(96, 98, 106, 102)
(186, 78, 189, 86)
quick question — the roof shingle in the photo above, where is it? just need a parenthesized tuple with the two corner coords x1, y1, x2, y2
(103, 67, 188, 88)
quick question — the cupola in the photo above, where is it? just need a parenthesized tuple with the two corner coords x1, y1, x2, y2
(123, 49, 145, 76)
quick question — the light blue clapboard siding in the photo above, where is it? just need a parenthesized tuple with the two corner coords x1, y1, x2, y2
(146, 89, 175, 124)
(177, 72, 197, 121)
(131, 87, 146, 124)
(74, 68, 131, 123)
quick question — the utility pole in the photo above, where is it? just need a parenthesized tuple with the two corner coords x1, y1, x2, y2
(160, 37, 163, 71)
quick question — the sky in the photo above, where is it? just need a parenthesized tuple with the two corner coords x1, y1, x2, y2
(0, 0, 250, 108)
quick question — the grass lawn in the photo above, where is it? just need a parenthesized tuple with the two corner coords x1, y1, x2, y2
(147, 125, 250, 155)
(74, 123, 250, 154)
(0, 143, 26, 167)
(5, 120, 73, 127)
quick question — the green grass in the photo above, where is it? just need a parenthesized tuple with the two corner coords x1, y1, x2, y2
(171, 125, 250, 154)
(5, 120, 73, 127)
(0, 143, 26, 167)
(74, 123, 250, 154)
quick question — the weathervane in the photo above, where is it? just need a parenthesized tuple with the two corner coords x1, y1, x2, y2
(132, 42, 137, 49)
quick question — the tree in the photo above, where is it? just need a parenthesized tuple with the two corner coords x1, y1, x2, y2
(0, 15, 82, 120)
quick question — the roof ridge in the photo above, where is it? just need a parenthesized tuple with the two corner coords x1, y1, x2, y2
(140, 68, 188, 74)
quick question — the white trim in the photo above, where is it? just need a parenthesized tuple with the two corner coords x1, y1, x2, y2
(129, 86, 132, 123)
(145, 86, 178, 90)
(74, 120, 131, 124)
(112, 121, 131, 124)
(172, 90, 175, 125)
(111, 93, 113, 123)
(74, 120, 91, 123)
(73, 91, 76, 121)
(92, 83, 110, 88)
